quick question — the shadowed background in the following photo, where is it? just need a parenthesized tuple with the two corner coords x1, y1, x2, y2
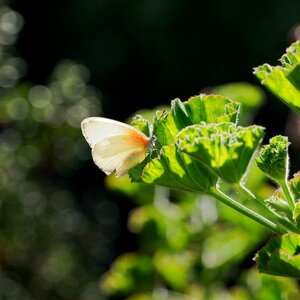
(11, 0, 299, 123)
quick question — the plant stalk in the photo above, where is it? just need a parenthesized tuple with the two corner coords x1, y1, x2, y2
(236, 184, 300, 234)
(280, 179, 295, 211)
(209, 187, 285, 235)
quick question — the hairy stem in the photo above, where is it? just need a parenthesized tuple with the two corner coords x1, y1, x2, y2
(280, 179, 295, 211)
(209, 187, 285, 235)
(236, 184, 300, 234)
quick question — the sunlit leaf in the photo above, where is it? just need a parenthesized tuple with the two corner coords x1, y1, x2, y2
(254, 40, 300, 114)
(290, 171, 300, 202)
(265, 195, 293, 221)
(243, 268, 300, 300)
(131, 114, 151, 136)
(129, 95, 241, 191)
(130, 144, 218, 192)
(212, 82, 265, 125)
(255, 234, 300, 278)
(293, 201, 300, 227)
(153, 95, 240, 146)
(176, 122, 265, 184)
(212, 82, 264, 109)
(256, 135, 290, 184)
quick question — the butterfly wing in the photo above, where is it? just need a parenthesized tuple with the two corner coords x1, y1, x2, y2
(81, 117, 150, 176)
(81, 117, 146, 147)
(92, 135, 147, 176)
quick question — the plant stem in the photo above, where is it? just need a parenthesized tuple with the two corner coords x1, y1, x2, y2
(280, 179, 295, 211)
(209, 187, 285, 235)
(236, 184, 300, 234)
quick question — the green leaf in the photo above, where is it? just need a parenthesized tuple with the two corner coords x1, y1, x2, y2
(129, 95, 239, 191)
(290, 171, 300, 202)
(212, 82, 265, 109)
(254, 40, 300, 114)
(176, 122, 265, 184)
(153, 99, 190, 147)
(243, 269, 300, 300)
(255, 234, 300, 278)
(153, 95, 240, 146)
(130, 144, 218, 193)
(131, 114, 151, 136)
(293, 201, 300, 227)
(265, 195, 293, 221)
(211, 82, 265, 125)
(256, 135, 290, 183)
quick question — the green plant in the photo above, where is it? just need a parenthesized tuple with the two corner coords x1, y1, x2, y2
(98, 42, 300, 297)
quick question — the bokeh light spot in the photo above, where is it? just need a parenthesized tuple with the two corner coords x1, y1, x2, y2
(6, 97, 28, 120)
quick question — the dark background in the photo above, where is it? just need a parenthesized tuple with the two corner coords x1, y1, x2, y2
(11, 0, 299, 124)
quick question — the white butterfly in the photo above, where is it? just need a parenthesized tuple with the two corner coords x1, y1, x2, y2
(81, 117, 152, 177)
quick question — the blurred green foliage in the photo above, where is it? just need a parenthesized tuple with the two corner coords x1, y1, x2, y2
(103, 173, 300, 299)
(0, 5, 119, 300)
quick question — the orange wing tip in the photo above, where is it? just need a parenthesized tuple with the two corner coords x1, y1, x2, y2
(129, 130, 150, 148)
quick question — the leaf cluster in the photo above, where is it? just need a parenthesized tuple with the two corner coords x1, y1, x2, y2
(129, 94, 265, 194)
(254, 40, 300, 114)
